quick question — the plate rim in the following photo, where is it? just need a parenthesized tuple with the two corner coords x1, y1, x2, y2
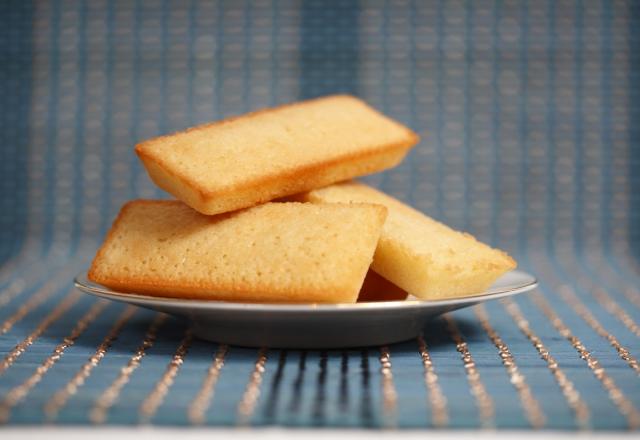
(74, 270, 537, 313)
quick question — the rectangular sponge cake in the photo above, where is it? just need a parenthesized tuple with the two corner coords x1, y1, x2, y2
(88, 200, 387, 303)
(135, 95, 419, 215)
(301, 182, 517, 299)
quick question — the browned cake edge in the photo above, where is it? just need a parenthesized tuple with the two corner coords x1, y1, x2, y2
(304, 182, 517, 272)
(87, 199, 179, 285)
(138, 139, 414, 215)
(135, 95, 418, 161)
(357, 270, 409, 302)
(88, 200, 388, 303)
(135, 95, 420, 215)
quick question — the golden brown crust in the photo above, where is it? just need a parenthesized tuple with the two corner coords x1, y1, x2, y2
(89, 276, 354, 303)
(87, 199, 145, 283)
(135, 95, 419, 215)
(135, 95, 417, 155)
(135, 150, 210, 202)
(140, 134, 416, 200)
(138, 142, 412, 215)
(302, 182, 516, 299)
(88, 200, 387, 303)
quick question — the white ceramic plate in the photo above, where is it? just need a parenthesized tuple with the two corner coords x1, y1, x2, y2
(74, 270, 536, 348)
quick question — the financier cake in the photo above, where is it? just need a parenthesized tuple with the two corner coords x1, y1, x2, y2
(300, 181, 516, 299)
(88, 200, 387, 303)
(135, 95, 419, 215)
(357, 270, 408, 302)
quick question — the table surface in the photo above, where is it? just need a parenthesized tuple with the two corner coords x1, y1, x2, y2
(2, 428, 639, 440)
(1, 0, 640, 433)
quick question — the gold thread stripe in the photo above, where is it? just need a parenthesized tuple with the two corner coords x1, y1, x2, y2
(531, 292, 640, 429)
(379, 346, 397, 428)
(531, 252, 640, 374)
(474, 304, 546, 428)
(237, 347, 268, 426)
(0, 286, 53, 335)
(0, 278, 27, 308)
(0, 256, 23, 285)
(89, 313, 167, 424)
(553, 254, 640, 342)
(0, 260, 76, 310)
(444, 314, 495, 429)
(188, 344, 228, 425)
(0, 300, 108, 423)
(417, 335, 448, 428)
(557, 285, 640, 375)
(44, 305, 137, 421)
(594, 288, 640, 338)
(0, 270, 75, 335)
(0, 264, 79, 316)
(139, 330, 193, 423)
(623, 288, 640, 310)
(0, 290, 80, 376)
(502, 299, 590, 429)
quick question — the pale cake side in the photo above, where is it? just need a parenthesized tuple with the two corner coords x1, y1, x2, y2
(88, 200, 387, 303)
(302, 182, 517, 299)
(135, 95, 419, 215)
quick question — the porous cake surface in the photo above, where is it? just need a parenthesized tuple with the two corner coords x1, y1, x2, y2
(303, 182, 517, 299)
(135, 95, 419, 215)
(88, 200, 387, 303)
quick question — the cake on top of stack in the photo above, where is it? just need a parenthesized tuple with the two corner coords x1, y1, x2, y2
(135, 95, 418, 216)
(89, 95, 516, 303)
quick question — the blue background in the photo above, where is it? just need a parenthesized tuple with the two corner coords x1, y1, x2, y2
(0, 0, 639, 430)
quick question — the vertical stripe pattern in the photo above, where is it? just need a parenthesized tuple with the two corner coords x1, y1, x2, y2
(0, 0, 637, 430)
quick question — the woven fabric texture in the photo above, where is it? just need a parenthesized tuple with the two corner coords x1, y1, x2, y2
(1, 0, 639, 430)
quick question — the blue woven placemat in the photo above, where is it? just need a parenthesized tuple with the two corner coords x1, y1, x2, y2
(1, 0, 640, 430)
